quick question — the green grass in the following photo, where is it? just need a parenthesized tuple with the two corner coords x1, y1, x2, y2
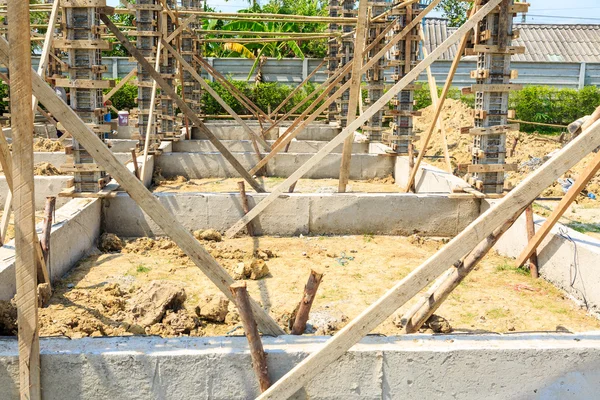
(486, 308, 508, 319)
(363, 233, 374, 243)
(566, 222, 600, 235)
(495, 262, 530, 276)
(136, 264, 151, 274)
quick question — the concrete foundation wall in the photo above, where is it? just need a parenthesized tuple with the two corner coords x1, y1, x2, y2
(1, 333, 599, 399)
(488, 200, 600, 313)
(192, 121, 340, 141)
(102, 192, 480, 237)
(156, 152, 394, 179)
(0, 176, 73, 210)
(29, 151, 131, 167)
(173, 140, 369, 154)
(394, 157, 468, 193)
(0, 198, 101, 300)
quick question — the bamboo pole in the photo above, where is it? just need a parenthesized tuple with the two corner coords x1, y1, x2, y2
(8, 0, 41, 397)
(400, 205, 527, 334)
(237, 181, 255, 237)
(404, 0, 480, 192)
(230, 282, 271, 392)
(338, 0, 368, 193)
(291, 270, 323, 335)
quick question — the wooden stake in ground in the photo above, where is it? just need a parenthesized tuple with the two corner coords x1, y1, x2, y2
(40, 197, 56, 268)
(131, 149, 140, 180)
(0, 35, 284, 337)
(338, 0, 369, 193)
(8, 0, 41, 397)
(101, 13, 266, 193)
(237, 181, 254, 237)
(291, 269, 323, 335)
(230, 282, 271, 392)
(516, 107, 600, 269)
(404, 0, 481, 192)
(524, 205, 539, 278)
(400, 205, 526, 333)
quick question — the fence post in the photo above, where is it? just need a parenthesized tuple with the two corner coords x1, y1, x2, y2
(302, 58, 308, 81)
(113, 58, 119, 79)
(208, 58, 215, 82)
(579, 62, 587, 89)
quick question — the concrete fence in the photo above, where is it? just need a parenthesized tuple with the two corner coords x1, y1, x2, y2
(27, 56, 600, 89)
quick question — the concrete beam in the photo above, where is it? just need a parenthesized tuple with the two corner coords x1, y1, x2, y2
(173, 140, 369, 154)
(0, 334, 599, 399)
(0, 198, 101, 300)
(0, 176, 73, 210)
(102, 192, 480, 237)
(156, 152, 394, 180)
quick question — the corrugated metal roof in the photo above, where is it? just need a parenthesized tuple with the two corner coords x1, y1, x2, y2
(422, 18, 600, 63)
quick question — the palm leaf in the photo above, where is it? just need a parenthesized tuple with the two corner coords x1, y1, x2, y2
(223, 42, 256, 59)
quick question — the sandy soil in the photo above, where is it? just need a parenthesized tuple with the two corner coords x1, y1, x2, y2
(153, 176, 400, 194)
(14, 234, 598, 339)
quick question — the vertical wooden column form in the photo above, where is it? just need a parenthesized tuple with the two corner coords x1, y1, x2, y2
(8, 0, 41, 398)
(230, 282, 271, 393)
(338, 0, 368, 192)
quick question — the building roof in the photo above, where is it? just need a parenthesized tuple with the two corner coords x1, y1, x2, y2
(422, 18, 600, 63)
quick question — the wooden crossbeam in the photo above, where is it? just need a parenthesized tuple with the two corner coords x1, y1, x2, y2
(226, 0, 499, 240)
(100, 13, 266, 193)
(0, 35, 285, 337)
(103, 66, 137, 103)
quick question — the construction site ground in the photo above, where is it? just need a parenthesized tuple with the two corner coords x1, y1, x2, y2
(2, 234, 596, 339)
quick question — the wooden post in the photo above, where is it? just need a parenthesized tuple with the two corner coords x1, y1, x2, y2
(338, 0, 368, 193)
(404, 0, 481, 192)
(237, 181, 254, 237)
(140, 39, 162, 183)
(131, 149, 140, 180)
(8, 0, 42, 397)
(291, 270, 323, 335)
(32, 0, 61, 113)
(226, 0, 502, 239)
(40, 197, 56, 269)
(230, 282, 271, 392)
(516, 107, 600, 269)
(100, 13, 266, 194)
(524, 205, 539, 278)
(0, 36, 284, 337)
(400, 206, 526, 333)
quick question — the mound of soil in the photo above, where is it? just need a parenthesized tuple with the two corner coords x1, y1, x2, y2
(34, 162, 62, 176)
(34, 138, 64, 152)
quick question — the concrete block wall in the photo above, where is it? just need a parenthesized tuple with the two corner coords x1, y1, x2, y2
(102, 192, 480, 237)
(0, 198, 101, 300)
(1, 333, 599, 399)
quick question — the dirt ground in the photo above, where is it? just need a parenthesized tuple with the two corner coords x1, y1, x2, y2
(1, 234, 592, 339)
(153, 176, 399, 193)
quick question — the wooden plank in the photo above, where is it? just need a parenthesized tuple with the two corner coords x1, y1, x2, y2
(103, 67, 137, 102)
(53, 38, 111, 50)
(32, 0, 60, 112)
(226, 0, 501, 240)
(61, 0, 106, 6)
(467, 163, 517, 173)
(0, 36, 285, 337)
(255, 110, 600, 400)
(8, 0, 41, 398)
(516, 143, 600, 269)
(404, 0, 482, 192)
(472, 44, 525, 54)
(140, 39, 162, 182)
(165, 14, 197, 43)
(467, 123, 520, 135)
(100, 13, 266, 193)
(470, 83, 523, 92)
(54, 78, 115, 89)
(338, 0, 369, 192)
(162, 39, 271, 153)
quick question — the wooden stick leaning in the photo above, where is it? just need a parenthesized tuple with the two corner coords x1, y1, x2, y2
(8, 0, 41, 397)
(32, 0, 60, 113)
(400, 204, 527, 334)
(0, 193, 10, 246)
(0, 129, 12, 245)
(256, 108, 600, 400)
(226, 0, 487, 239)
(161, 39, 271, 154)
(269, 60, 326, 119)
(40, 197, 56, 268)
(0, 36, 285, 337)
(237, 181, 255, 237)
(230, 282, 271, 392)
(419, 28, 453, 173)
(291, 269, 323, 335)
(100, 14, 266, 193)
(140, 39, 162, 182)
(524, 204, 539, 278)
(404, 0, 480, 192)
(103, 67, 137, 103)
(338, 0, 369, 193)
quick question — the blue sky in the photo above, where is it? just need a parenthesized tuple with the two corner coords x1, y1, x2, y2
(107, 0, 600, 24)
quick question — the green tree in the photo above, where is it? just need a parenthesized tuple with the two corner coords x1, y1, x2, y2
(436, 0, 469, 27)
